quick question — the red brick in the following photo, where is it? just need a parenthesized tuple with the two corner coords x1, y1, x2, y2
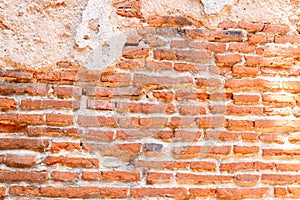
(6, 154, 36, 168)
(238, 21, 264, 32)
(204, 131, 239, 141)
(21, 99, 79, 110)
(263, 148, 300, 159)
(228, 43, 255, 53)
(153, 49, 176, 60)
(190, 162, 216, 172)
(53, 86, 82, 98)
(215, 54, 242, 66)
(83, 129, 115, 142)
(233, 94, 260, 105)
(46, 113, 73, 126)
(196, 116, 226, 128)
(122, 47, 150, 58)
(143, 35, 167, 47)
(226, 105, 263, 116)
(276, 163, 300, 171)
(195, 78, 222, 90)
(0, 170, 47, 183)
(148, 15, 192, 27)
(189, 188, 216, 198)
(264, 106, 292, 116)
(5, 70, 34, 82)
(275, 187, 300, 198)
(139, 117, 168, 128)
(220, 162, 275, 172)
(0, 124, 26, 133)
(232, 65, 260, 77)
(174, 63, 206, 73)
(83, 143, 141, 161)
(116, 59, 144, 71)
(102, 170, 140, 182)
(152, 91, 173, 102)
(78, 115, 118, 127)
(99, 188, 128, 198)
(51, 171, 79, 182)
(256, 46, 300, 57)
(0, 138, 49, 152)
(216, 188, 269, 199)
(218, 20, 237, 29)
(227, 119, 254, 131)
(179, 105, 206, 115)
(209, 92, 232, 101)
(133, 75, 192, 86)
(117, 129, 172, 141)
(173, 130, 201, 142)
(82, 171, 102, 181)
(259, 133, 285, 144)
(145, 60, 172, 71)
(27, 126, 80, 138)
(176, 50, 213, 63)
(261, 67, 300, 77)
(262, 174, 300, 185)
(234, 146, 259, 155)
(134, 160, 188, 170)
(100, 72, 131, 85)
(0, 83, 49, 96)
(234, 174, 260, 186)
(262, 94, 296, 106)
(51, 142, 81, 153)
(255, 119, 300, 133)
(289, 133, 300, 144)
(263, 24, 290, 34)
(40, 187, 99, 198)
(176, 173, 232, 184)
(186, 29, 244, 42)
(175, 91, 205, 101)
(35, 70, 76, 83)
(43, 156, 99, 168)
(172, 146, 231, 159)
(275, 35, 300, 44)
(130, 188, 187, 198)
(87, 99, 114, 111)
(0, 98, 17, 111)
(10, 186, 39, 197)
(283, 81, 300, 93)
(146, 172, 173, 184)
(248, 33, 273, 45)
(245, 55, 294, 68)
(169, 117, 196, 128)
(241, 132, 259, 142)
(225, 78, 281, 92)
(189, 41, 227, 52)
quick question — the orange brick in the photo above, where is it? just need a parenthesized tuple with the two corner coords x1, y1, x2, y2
(6, 154, 36, 168)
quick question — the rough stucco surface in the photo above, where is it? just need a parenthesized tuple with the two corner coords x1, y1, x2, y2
(0, 0, 299, 70)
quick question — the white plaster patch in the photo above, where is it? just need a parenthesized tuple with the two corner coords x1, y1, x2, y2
(201, 0, 233, 14)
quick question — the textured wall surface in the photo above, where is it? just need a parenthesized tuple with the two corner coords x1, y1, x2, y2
(0, 0, 300, 199)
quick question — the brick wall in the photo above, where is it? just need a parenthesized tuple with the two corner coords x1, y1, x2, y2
(1, 5, 300, 199)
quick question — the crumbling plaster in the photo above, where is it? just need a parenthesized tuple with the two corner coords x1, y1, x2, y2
(0, 0, 299, 70)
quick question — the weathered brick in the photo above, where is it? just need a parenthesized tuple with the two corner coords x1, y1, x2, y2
(51, 171, 79, 182)
(102, 170, 140, 182)
(6, 154, 36, 168)
(43, 156, 99, 168)
(130, 188, 187, 198)
(0, 98, 17, 111)
(146, 172, 173, 184)
(0, 170, 47, 183)
(216, 188, 269, 199)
